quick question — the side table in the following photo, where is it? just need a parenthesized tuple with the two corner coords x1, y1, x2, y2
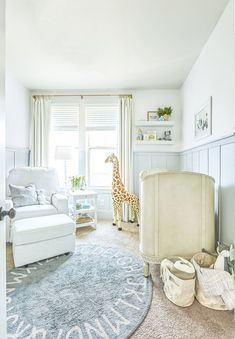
(69, 189, 98, 228)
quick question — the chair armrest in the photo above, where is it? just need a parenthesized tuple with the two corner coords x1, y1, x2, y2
(52, 193, 69, 214)
(5, 199, 13, 210)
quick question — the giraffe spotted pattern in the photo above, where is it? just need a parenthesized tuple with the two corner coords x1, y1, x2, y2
(105, 153, 140, 230)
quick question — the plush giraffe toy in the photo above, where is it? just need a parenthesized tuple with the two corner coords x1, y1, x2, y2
(105, 153, 140, 230)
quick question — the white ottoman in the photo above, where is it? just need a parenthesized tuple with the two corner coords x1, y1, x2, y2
(12, 214, 76, 267)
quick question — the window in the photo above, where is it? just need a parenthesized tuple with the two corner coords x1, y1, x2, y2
(87, 131, 117, 187)
(85, 97, 119, 188)
(50, 99, 80, 186)
(49, 96, 119, 188)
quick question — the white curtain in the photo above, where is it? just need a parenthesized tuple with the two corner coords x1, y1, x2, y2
(30, 96, 51, 167)
(118, 96, 133, 222)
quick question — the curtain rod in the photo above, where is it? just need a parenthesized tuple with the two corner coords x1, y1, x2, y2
(32, 93, 132, 99)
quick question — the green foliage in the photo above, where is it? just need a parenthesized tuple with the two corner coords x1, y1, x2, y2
(163, 106, 173, 115)
(70, 175, 85, 188)
(157, 107, 165, 117)
(157, 106, 173, 117)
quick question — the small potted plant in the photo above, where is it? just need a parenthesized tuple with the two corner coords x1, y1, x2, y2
(70, 175, 86, 191)
(163, 106, 173, 121)
(157, 106, 173, 121)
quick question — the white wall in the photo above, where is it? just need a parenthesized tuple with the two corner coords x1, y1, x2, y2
(181, 0, 235, 151)
(180, 0, 235, 246)
(5, 73, 30, 148)
(131, 89, 181, 194)
(132, 89, 181, 152)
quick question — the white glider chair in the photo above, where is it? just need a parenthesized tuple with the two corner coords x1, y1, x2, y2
(6, 167, 75, 267)
(6, 167, 69, 242)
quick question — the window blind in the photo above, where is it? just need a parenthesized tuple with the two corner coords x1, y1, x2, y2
(51, 102, 79, 131)
(85, 97, 119, 130)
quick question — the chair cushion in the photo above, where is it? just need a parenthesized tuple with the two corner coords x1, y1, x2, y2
(9, 184, 38, 208)
(14, 204, 58, 221)
(12, 214, 75, 245)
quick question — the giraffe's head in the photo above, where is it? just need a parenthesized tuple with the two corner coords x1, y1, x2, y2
(105, 153, 118, 164)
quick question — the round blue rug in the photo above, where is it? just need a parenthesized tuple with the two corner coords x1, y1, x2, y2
(7, 244, 152, 338)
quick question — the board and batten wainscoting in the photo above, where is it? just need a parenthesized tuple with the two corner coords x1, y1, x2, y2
(95, 188, 113, 220)
(6, 147, 30, 176)
(180, 134, 235, 246)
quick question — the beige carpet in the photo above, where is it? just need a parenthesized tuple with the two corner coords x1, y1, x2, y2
(6, 221, 235, 339)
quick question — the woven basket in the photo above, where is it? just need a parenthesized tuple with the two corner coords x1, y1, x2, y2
(160, 257, 195, 307)
(192, 252, 235, 310)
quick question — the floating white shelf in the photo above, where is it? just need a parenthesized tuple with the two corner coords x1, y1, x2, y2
(135, 121, 175, 127)
(134, 140, 175, 145)
(75, 205, 96, 214)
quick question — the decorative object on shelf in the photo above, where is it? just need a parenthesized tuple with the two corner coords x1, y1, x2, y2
(75, 202, 82, 210)
(195, 97, 212, 140)
(157, 106, 173, 121)
(105, 154, 140, 231)
(136, 128, 144, 140)
(143, 131, 157, 141)
(163, 130, 172, 141)
(82, 200, 90, 209)
(70, 175, 86, 190)
(147, 111, 158, 121)
(163, 106, 173, 121)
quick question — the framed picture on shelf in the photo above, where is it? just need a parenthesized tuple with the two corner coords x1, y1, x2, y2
(147, 111, 158, 121)
(143, 131, 157, 141)
(195, 97, 212, 140)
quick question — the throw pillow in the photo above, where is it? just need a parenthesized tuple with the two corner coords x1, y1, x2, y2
(9, 184, 39, 208)
(36, 189, 51, 205)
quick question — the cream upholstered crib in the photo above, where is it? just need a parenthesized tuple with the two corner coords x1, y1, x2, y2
(139, 170, 215, 277)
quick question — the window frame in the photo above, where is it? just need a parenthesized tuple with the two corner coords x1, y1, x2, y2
(50, 97, 119, 189)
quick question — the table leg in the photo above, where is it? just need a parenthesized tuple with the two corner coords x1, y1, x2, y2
(94, 196, 97, 228)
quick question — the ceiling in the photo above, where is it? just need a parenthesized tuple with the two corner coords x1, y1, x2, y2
(6, 0, 229, 90)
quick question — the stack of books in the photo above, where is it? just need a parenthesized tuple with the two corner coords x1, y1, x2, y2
(76, 213, 92, 224)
